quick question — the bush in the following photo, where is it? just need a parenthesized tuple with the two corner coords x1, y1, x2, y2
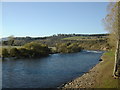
(56, 42, 81, 53)
(24, 42, 51, 56)
(9, 48, 19, 57)
(1, 42, 51, 58)
(2, 48, 9, 57)
(18, 48, 31, 58)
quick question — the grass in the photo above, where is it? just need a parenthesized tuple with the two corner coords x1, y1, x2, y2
(104, 51, 115, 56)
(63, 36, 105, 41)
(63, 36, 86, 40)
(94, 51, 119, 88)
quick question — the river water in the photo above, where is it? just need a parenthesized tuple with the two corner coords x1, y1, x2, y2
(2, 50, 104, 88)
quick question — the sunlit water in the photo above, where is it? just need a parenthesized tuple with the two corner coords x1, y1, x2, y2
(2, 50, 104, 88)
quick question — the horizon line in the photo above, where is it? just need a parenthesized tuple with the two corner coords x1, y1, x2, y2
(2, 33, 109, 38)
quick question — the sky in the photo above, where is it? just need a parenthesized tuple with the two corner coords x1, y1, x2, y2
(2, 2, 109, 37)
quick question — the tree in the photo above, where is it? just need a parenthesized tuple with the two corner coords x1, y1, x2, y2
(103, 1, 120, 77)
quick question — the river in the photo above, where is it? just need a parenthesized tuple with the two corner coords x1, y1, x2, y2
(2, 50, 104, 88)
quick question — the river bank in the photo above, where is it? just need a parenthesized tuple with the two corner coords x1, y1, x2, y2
(61, 51, 118, 88)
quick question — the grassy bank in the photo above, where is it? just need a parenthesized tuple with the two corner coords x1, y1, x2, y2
(94, 51, 118, 88)
(63, 51, 118, 88)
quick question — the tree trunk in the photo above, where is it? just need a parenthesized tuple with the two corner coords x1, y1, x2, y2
(113, 1, 120, 78)
(118, 39, 120, 77)
(113, 40, 119, 77)
(118, 1, 120, 78)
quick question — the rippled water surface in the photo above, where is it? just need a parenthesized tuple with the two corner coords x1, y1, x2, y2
(2, 50, 104, 88)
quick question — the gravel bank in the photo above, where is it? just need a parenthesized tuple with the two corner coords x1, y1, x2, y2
(61, 57, 104, 88)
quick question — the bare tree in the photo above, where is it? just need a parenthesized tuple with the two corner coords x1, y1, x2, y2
(103, 1, 120, 78)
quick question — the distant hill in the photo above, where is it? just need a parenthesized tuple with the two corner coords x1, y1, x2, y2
(1, 33, 111, 50)
(1, 33, 109, 47)
(0, 37, 8, 41)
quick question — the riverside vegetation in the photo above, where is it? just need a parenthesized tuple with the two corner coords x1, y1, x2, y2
(1, 40, 82, 58)
(1, 34, 110, 59)
(2, 42, 51, 58)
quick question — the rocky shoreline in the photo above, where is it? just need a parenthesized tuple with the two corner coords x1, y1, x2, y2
(60, 54, 105, 88)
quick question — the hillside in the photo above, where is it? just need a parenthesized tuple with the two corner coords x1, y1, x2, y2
(1, 34, 110, 51)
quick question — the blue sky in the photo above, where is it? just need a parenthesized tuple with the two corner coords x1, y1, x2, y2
(2, 2, 109, 37)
